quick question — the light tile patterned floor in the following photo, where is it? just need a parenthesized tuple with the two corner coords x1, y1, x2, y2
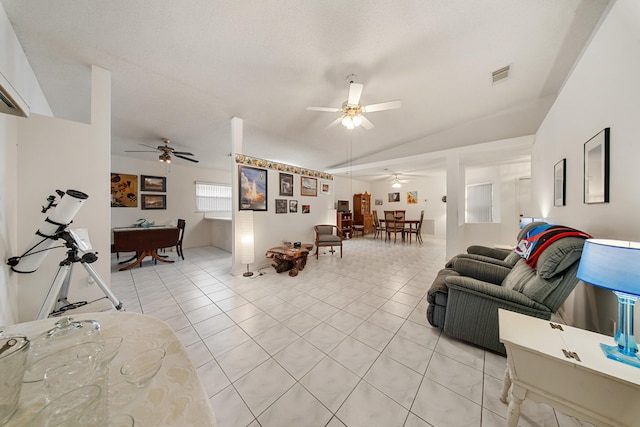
(110, 236, 592, 427)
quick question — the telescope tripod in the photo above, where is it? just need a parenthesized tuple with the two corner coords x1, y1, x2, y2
(36, 232, 124, 320)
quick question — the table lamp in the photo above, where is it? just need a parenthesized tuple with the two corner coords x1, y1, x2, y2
(577, 239, 640, 368)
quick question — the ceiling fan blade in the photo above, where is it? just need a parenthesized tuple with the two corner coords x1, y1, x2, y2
(125, 150, 157, 153)
(327, 117, 343, 128)
(172, 151, 194, 156)
(174, 154, 199, 163)
(361, 116, 375, 129)
(363, 100, 401, 113)
(307, 106, 342, 112)
(139, 143, 160, 150)
(347, 83, 363, 105)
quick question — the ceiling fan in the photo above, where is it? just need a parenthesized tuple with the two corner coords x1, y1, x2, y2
(125, 138, 199, 163)
(389, 174, 411, 188)
(306, 74, 401, 130)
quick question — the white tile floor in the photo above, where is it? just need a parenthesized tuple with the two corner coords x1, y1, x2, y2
(110, 236, 592, 427)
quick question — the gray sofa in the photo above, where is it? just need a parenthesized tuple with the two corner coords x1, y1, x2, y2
(426, 227, 587, 354)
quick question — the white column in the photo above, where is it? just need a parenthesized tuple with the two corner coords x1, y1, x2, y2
(230, 117, 244, 275)
(445, 152, 463, 261)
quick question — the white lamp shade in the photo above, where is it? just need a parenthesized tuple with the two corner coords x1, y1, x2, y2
(238, 211, 255, 265)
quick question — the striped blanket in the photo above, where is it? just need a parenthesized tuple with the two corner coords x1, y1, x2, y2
(514, 224, 591, 268)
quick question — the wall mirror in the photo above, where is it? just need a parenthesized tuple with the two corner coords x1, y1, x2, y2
(583, 128, 610, 204)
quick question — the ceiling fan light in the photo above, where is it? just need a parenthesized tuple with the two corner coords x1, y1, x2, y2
(352, 115, 363, 127)
(159, 155, 164, 163)
(341, 116, 351, 127)
(392, 180, 401, 188)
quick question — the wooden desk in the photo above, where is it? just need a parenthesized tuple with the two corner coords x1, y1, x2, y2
(4, 312, 216, 426)
(265, 244, 313, 276)
(498, 309, 640, 427)
(113, 226, 179, 270)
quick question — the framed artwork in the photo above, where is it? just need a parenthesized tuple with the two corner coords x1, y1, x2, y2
(239, 165, 268, 211)
(584, 128, 610, 204)
(375, 199, 383, 206)
(141, 194, 166, 210)
(302, 204, 310, 214)
(321, 182, 331, 194)
(554, 159, 566, 207)
(111, 173, 138, 207)
(407, 191, 418, 204)
(388, 192, 400, 202)
(141, 175, 166, 192)
(275, 199, 287, 213)
(289, 200, 298, 213)
(301, 177, 317, 196)
(279, 173, 293, 197)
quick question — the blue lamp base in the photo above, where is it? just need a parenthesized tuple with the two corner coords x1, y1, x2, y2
(602, 292, 640, 368)
(600, 343, 640, 368)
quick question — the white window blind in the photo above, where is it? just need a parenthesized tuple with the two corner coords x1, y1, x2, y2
(196, 182, 232, 214)
(466, 182, 493, 223)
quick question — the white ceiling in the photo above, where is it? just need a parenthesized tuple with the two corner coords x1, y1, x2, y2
(1, 0, 610, 179)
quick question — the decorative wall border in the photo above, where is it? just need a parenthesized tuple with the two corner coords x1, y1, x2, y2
(235, 154, 333, 180)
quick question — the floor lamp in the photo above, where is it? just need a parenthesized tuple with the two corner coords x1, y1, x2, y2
(577, 239, 640, 368)
(238, 211, 255, 277)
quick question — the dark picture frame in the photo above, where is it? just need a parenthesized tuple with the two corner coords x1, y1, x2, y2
(554, 159, 566, 207)
(110, 173, 138, 207)
(239, 165, 268, 211)
(141, 194, 166, 210)
(301, 177, 317, 196)
(275, 199, 287, 214)
(141, 175, 166, 192)
(388, 192, 400, 202)
(302, 204, 310, 214)
(289, 200, 298, 213)
(279, 173, 293, 197)
(584, 128, 610, 204)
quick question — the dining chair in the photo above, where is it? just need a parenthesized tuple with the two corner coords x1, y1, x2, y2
(175, 219, 186, 260)
(384, 211, 402, 243)
(372, 210, 384, 240)
(314, 225, 343, 258)
(407, 210, 424, 244)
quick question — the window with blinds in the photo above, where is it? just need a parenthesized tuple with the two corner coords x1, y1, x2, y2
(196, 182, 232, 217)
(466, 182, 493, 223)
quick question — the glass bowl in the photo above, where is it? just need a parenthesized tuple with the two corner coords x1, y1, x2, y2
(29, 384, 102, 427)
(120, 348, 166, 387)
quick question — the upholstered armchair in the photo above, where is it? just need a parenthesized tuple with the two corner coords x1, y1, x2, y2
(314, 225, 343, 259)
(427, 234, 587, 354)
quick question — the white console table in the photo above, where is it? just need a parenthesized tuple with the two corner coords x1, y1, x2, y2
(498, 309, 640, 427)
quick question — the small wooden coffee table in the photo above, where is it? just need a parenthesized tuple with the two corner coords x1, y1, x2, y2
(265, 244, 313, 277)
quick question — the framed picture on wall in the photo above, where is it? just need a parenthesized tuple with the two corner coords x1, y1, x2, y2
(111, 173, 138, 207)
(554, 159, 566, 206)
(289, 200, 298, 213)
(407, 191, 418, 204)
(302, 204, 310, 213)
(141, 194, 166, 210)
(388, 192, 400, 202)
(301, 177, 317, 196)
(321, 182, 331, 194)
(239, 165, 268, 211)
(141, 175, 166, 192)
(275, 199, 287, 213)
(584, 128, 610, 204)
(279, 173, 293, 196)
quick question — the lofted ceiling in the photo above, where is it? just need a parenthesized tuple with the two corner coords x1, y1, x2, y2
(1, 0, 610, 179)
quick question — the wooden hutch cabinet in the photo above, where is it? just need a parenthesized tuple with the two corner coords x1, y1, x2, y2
(353, 192, 372, 233)
(337, 211, 353, 239)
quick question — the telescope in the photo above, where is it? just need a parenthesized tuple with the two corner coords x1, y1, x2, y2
(8, 189, 88, 273)
(7, 190, 124, 319)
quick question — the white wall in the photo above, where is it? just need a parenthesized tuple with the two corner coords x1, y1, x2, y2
(370, 175, 446, 237)
(111, 155, 231, 250)
(16, 66, 112, 322)
(532, 0, 639, 333)
(0, 2, 52, 325)
(461, 162, 531, 249)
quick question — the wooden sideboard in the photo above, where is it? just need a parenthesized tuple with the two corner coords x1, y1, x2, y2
(337, 211, 353, 239)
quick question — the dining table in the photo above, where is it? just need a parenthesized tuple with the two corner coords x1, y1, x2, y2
(112, 225, 179, 271)
(379, 219, 421, 243)
(3, 312, 217, 426)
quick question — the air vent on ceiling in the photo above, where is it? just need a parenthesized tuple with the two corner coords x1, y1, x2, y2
(0, 72, 29, 118)
(492, 65, 511, 85)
